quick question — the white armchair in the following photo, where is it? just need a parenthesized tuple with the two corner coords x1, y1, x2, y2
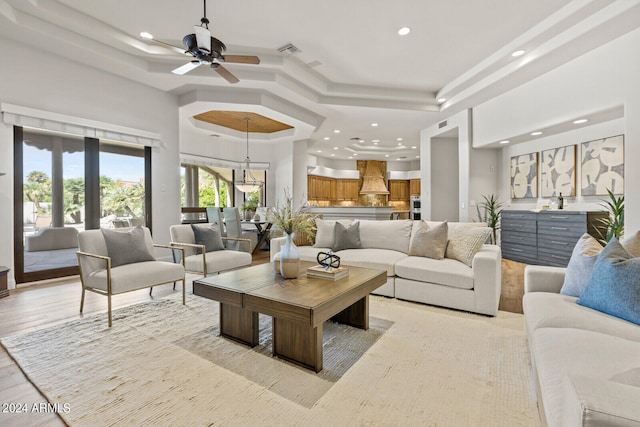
(76, 227, 185, 327)
(169, 224, 252, 276)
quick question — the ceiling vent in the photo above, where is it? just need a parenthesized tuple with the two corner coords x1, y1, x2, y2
(438, 120, 448, 129)
(277, 43, 301, 55)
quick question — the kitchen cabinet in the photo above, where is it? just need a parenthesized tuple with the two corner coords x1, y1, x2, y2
(336, 179, 359, 201)
(410, 179, 421, 196)
(388, 180, 409, 201)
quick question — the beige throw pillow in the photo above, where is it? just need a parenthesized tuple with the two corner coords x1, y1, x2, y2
(445, 224, 492, 266)
(313, 219, 353, 248)
(621, 230, 640, 257)
(408, 221, 448, 259)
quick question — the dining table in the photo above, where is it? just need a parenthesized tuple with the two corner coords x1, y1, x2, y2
(241, 220, 273, 254)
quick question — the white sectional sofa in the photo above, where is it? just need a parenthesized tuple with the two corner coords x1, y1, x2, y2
(523, 265, 640, 427)
(270, 219, 502, 316)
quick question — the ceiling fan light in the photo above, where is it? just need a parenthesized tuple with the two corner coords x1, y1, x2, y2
(194, 25, 211, 53)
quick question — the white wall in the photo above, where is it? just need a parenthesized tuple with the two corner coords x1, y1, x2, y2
(421, 109, 473, 221)
(473, 28, 640, 233)
(0, 37, 180, 288)
(431, 138, 459, 221)
(469, 147, 500, 218)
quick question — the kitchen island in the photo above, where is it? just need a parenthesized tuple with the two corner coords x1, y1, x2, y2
(304, 206, 394, 221)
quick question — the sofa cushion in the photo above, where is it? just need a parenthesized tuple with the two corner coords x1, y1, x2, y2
(335, 248, 407, 276)
(333, 221, 362, 251)
(408, 220, 448, 259)
(560, 233, 603, 297)
(191, 223, 225, 253)
(532, 328, 640, 427)
(445, 224, 492, 267)
(101, 226, 155, 267)
(522, 292, 640, 343)
(395, 256, 474, 290)
(578, 238, 640, 325)
(86, 260, 183, 293)
(622, 230, 640, 257)
(184, 250, 252, 274)
(314, 219, 353, 248)
(358, 219, 412, 253)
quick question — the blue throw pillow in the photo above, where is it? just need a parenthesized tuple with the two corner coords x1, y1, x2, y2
(578, 238, 640, 325)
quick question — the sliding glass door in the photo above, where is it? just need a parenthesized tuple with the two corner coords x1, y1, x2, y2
(14, 127, 151, 284)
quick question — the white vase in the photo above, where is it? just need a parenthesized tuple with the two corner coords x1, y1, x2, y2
(279, 232, 300, 278)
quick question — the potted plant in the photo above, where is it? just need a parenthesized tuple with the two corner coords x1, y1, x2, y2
(596, 188, 624, 246)
(241, 197, 259, 221)
(267, 190, 316, 278)
(476, 194, 503, 245)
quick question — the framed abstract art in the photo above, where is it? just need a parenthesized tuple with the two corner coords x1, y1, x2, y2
(540, 145, 576, 197)
(510, 152, 538, 199)
(581, 135, 624, 196)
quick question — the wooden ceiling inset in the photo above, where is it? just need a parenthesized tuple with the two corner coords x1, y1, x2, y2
(194, 111, 293, 133)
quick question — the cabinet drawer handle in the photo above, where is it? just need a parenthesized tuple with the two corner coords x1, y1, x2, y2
(551, 241, 570, 245)
(550, 216, 569, 219)
(551, 227, 569, 230)
(551, 255, 566, 259)
(510, 248, 524, 252)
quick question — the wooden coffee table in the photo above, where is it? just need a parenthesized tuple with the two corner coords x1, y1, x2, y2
(193, 262, 386, 372)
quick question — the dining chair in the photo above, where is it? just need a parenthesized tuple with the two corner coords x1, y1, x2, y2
(222, 207, 257, 251)
(206, 207, 227, 236)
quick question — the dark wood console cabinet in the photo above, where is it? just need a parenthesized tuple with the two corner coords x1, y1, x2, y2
(501, 210, 608, 267)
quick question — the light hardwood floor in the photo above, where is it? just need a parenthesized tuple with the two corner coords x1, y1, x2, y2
(0, 251, 527, 426)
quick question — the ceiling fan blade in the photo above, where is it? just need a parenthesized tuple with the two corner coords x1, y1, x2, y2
(147, 38, 188, 56)
(172, 61, 201, 75)
(222, 55, 260, 65)
(212, 64, 239, 84)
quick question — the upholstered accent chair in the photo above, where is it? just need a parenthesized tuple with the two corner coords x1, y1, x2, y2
(76, 227, 186, 327)
(169, 224, 252, 276)
(222, 207, 258, 251)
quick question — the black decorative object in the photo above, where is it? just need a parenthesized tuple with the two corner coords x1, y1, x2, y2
(317, 251, 341, 270)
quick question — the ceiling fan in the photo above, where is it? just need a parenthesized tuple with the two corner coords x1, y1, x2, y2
(144, 0, 260, 83)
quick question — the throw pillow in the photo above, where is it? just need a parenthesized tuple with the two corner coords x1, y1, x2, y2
(333, 221, 362, 251)
(101, 226, 155, 268)
(560, 233, 604, 297)
(191, 223, 226, 253)
(578, 238, 640, 325)
(445, 224, 492, 267)
(622, 230, 640, 257)
(408, 221, 448, 259)
(314, 219, 352, 248)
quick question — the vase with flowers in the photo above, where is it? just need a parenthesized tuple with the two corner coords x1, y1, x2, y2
(267, 190, 316, 278)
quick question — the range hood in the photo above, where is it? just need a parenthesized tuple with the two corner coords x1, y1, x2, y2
(359, 161, 389, 195)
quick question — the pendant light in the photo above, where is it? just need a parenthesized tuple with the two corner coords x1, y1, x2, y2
(234, 117, 263, 193)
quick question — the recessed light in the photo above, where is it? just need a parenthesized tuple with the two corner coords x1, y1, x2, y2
(512, 50, 525, 57)
(398, 142, 402, 146)
(499, 140, 510, 144)
(359, 139, 365, 143)
(398, 27, 411, 36)
(334, 130, 340, 133)
(437, 98, 447, 103)
(333, 147, 339, 150)
(411, 146, 417, 149)
(323, 137, 330, 140)
(385, 154, 390, 158)
(373, 142, 378, 145)
(372, 139, 380, 143)
(371, 123, 378, 127)
(531, 131, 543, 136)
(317, 150, 322, 153)
(573, 119, 588, 124)
(353, 153, 358, 156)
(140, 31, 154, 39)
(416, 155, 420, 159)
(397, 138, 403, 141)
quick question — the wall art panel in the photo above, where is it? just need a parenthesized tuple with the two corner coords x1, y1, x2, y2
(581, 135, 624, 196)
(540, 145, 576, 197)
(510, 152, 538, 199)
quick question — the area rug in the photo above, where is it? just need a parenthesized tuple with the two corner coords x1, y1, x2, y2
(1, 294, 538, 426)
